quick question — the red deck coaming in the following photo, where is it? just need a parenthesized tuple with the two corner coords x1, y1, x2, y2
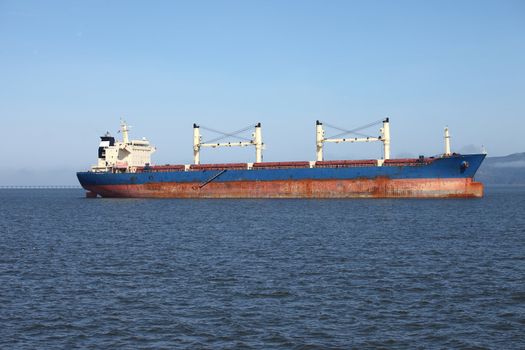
(85, 178, 484, 198)
(190, 163, 247, 170)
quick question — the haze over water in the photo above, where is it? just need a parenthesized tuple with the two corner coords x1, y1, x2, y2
(1, 187, 524, 349)
(1, 1, 525, 186)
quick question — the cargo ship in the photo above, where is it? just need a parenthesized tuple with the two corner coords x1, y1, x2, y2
(77, 119, 486, 198)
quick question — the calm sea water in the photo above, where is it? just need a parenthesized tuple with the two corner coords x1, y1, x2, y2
(1, 187, 524, 349)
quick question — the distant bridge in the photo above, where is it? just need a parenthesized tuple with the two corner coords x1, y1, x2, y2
(0, 185, 82, 189)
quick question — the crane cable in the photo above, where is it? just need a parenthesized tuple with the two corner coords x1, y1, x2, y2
(200, 124, 255, 144)
(323, 119, 383, 139)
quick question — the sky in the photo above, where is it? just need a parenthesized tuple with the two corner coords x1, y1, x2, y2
(0, 0, 524, 185)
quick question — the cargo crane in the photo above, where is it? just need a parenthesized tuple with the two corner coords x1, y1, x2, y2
(315, 118, 391, 163)
(193, 123, 263, 164)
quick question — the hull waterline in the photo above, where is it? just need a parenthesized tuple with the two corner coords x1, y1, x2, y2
(82, 177, 483, 199)
(78, 154, 486, 199)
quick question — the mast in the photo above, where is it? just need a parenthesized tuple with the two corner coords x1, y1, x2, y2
(380, 118, 390, 160)
(254, 123, 263, 163)
(316, 120, 324, 161)
(193, 124, 201, 164)
(444, 127, 451, 156)
(120, 119, 130, 144)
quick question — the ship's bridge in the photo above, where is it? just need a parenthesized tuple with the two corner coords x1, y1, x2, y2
(91, 121, 156, 172)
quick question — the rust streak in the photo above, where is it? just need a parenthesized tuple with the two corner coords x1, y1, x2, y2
(84, 178, 484, 199)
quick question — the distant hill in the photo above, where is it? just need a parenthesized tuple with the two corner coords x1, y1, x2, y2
(476, 152, 525, 185)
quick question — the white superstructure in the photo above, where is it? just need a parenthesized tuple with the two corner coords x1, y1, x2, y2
(92, 120, 156, 172)
(89, 119, 455, 173)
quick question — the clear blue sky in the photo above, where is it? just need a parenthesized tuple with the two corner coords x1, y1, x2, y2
(1, 0, 524, 185)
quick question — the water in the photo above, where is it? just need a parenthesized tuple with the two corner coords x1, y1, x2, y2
(1, 187, 524, 349)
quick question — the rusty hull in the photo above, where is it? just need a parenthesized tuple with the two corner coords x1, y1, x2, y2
(84, 177, 484, 199)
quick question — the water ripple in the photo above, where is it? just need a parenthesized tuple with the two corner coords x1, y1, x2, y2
(0, 187, 524, 349)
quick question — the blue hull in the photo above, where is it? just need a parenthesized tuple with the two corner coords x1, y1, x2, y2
(78, 154, 485, 187)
